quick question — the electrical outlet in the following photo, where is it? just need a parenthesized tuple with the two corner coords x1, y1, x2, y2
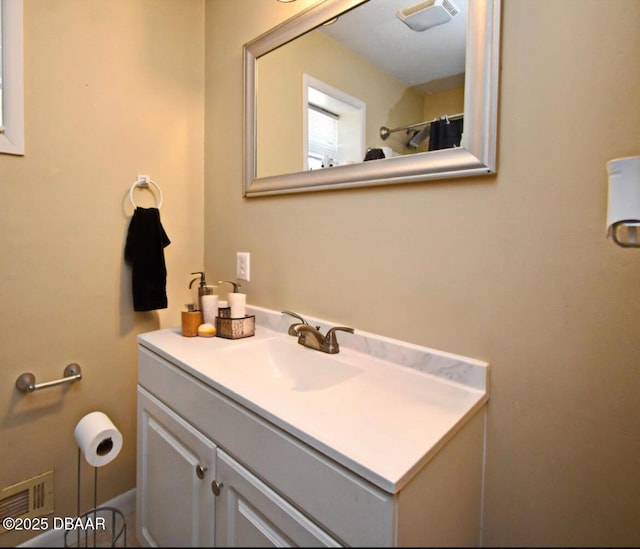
(236, 252, 250, 282)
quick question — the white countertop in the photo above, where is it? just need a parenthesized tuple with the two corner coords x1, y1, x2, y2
(137, 306, 489, 493)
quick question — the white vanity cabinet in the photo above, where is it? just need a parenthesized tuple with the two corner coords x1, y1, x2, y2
(214, 447, 340, 547)
(137, 386, 340, 547)
(136, 321, 489, 547)
(137, 387, 216, 547)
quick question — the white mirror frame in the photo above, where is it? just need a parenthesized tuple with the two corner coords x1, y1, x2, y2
(243, 0, 500, 197)
(0, 0, 25, 156)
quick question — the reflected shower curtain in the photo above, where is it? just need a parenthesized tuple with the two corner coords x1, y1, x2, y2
(428, 117, 464, 151)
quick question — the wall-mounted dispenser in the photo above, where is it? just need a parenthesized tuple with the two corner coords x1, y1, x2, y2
(606, 155, 640, 248)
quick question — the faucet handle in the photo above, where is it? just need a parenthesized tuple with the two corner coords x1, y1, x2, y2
(325, 326, 355, 354)
(281, 310, 310, 336)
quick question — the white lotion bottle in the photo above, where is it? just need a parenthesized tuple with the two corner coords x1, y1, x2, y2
(201, 287, 219, 324)
(219, 280, 246, 318)
(228, 292, 246, 318)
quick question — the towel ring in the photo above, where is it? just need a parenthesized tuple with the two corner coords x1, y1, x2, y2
(129, 176, 163, 209)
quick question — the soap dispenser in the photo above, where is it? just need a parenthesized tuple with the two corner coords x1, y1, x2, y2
(218, 280, 246, 318)
(189, 271, 215, 311)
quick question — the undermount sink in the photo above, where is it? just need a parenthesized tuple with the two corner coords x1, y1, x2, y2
(208, 336, 363, 392)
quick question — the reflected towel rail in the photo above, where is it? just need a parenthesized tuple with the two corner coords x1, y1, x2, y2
(15, 363, 82, 393)
(380, 112, 463, 140)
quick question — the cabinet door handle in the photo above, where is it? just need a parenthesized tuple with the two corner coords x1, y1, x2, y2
(195, 465, 207, 479)
(211, 480, 224, 496)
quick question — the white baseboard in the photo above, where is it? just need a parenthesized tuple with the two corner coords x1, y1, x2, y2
(18, 488, 136, 548)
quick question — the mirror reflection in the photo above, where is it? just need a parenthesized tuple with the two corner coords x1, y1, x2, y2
(0, 4, 4, 129)
(244, 0, 499, 196)
(256, 0, 467, 179)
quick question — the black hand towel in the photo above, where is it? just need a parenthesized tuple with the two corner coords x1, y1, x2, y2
(428, 117, 464, 151)
(124, 207, 171, 311)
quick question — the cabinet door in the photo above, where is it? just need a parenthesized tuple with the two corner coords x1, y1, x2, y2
(137, 387, 217, 547)
(215, 449, 341, 547)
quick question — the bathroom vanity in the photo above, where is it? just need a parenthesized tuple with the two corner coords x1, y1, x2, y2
(136, 306, 489, 547)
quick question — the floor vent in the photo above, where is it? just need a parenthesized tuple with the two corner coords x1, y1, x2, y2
(0, 471, 54, 533)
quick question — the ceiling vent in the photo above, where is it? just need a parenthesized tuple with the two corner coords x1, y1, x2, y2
(396, 0, 460, 32)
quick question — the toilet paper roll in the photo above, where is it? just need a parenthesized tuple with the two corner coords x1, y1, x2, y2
(74, 411, 123, 467)
(228, 292, 246, 318)
(201, 294, 219, 324)
(606, 156, 640, 236)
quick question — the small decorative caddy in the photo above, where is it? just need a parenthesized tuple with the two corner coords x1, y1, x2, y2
(215, 306, 255, 339)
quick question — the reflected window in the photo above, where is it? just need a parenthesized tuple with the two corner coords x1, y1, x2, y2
(0, 4, 3, 129)
(303, 74, 365, 170)
(308, 103, 338, 169)
(0, 0, 24, 155)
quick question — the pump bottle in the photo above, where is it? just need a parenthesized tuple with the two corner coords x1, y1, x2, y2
(219, 280, 246, 318)
(189, 271, 215, 311)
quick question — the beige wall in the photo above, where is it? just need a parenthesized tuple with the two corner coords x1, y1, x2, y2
(258, 28, 423, 174)
(206, 0, 640, 547)
(423, 87, 464, 123)
(0, 1, 204, 546)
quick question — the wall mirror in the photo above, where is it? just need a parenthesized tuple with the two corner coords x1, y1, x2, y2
(0, 0, 25, 156)
(243, 0, 500, 197)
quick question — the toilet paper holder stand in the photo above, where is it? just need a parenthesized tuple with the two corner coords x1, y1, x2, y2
(66, 447, 127, 548)
(15, 363, 82, 393)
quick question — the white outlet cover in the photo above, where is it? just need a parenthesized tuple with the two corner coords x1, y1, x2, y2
(237, 252, 250, 281)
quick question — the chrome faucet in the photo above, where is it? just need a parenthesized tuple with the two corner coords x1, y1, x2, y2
(295, 324, 354, 354)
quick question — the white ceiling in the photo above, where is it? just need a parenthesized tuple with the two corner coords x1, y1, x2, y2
(319, 0, 467, 93)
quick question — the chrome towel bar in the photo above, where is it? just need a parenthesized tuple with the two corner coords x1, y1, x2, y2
(15, 363, 82, 393)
